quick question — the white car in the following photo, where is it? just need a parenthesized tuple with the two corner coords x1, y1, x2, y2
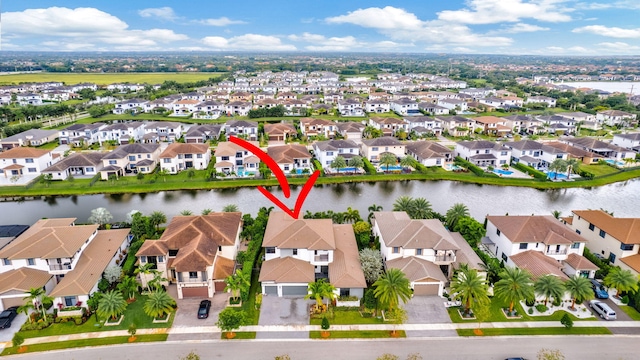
(589, 300, 616, 320)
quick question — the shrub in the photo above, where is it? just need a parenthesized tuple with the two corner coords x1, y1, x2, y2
(362, 158, 377, 175)
(511, 162, 548, 180)
(363, 288, 377, 309)
(528, 308, 534, 315)
(535, 304, 548, 313)
(454, 157, 485, 177)
(321, 316, 330, 331)
(525, 298, 535, 307)
(552, 297, 562, 307)
(621, 295, 629, 305)
(560, 313, 573, 330)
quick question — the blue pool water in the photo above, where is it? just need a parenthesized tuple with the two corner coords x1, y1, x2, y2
(335, 167, 357, 172)
(380, 165, 403, 171)
(236, 166, 255, 177)
(546, 171, 568, 180)
(445, 164, 464, 171)
(493, 169, 513, 175)
(605, 159, 625, 166)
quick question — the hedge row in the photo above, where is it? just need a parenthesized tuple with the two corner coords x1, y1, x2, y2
(454, 157, 485, 177)
(511, 162, 548, 180)
(362, 158, 377, 175)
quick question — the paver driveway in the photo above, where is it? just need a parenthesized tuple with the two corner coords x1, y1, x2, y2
(404, 296, 457, 337)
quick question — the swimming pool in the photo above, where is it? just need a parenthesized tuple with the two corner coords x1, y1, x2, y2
(546, 171, 568, 180)
(605, 159, 625, 167)
(444, 164, 464, 171)
(493, 169, 514, 175)
(335, 167, 357, 172)
(379, 165, 404, 171)
(236, 166, 255, 177)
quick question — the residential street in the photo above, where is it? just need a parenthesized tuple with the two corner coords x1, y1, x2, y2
(10, 336, 639, 360)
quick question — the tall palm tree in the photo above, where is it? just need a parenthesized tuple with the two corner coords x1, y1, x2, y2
(604, 268, 639, 298)
(445, 203, 470, 229)
(344, 207, 361, 223)
(566, 158, 580, 179)
(149, 211, 167, 231)
(330, 156, 347, 174)
(367, 204, 383, 222)
(393, 195, 414, 213)
(117, 275, 139, 301)
(24, 287, 48, 319)
(548, 159, 568, 180)
(409, 197, 432, 219)
(494, 267, 534, 314)
(134, 263, 155, 292)
(450, 266, 490, 316)
(225, 270, 251, 300)
(400, 156, 416, 170)
(373, 268, 412, 311)
(379, 152, 397, 172)
(17, 303, 34, 323)
(349, 156, 364, 174)
(143, 290, 176, 319)
(97, 290, 128, 321)
(305, 279, 336, 308)
(564, 276, 594, 310)
(534, 275, 565, 306)
(222, 204, 239, 212)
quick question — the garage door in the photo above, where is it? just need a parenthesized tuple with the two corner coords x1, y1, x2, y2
(282, 286, 308, 297)
(214, 281, 226, 292)
(181, 286, 209, 298)
(2, 297, 24, 310)
(413, 284, 440, 296)
(264, 286, 278, 296)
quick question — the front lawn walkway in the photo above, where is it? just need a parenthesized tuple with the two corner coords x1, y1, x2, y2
(310, 308, 382, 325)
(448, 297, 585, 323)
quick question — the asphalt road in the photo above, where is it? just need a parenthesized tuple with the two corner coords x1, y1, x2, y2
(10, 336, 639, 360)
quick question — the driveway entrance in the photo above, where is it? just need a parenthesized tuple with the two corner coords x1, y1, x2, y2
(404, 296, 456, 337)
(256, 296, 311, 339)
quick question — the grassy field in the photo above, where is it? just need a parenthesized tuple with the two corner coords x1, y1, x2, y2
(581, 164, 620, 176)
(1, 334, 167, 355)
(310, 309, 382, 325)
(309, 330, 406, 339)
(0, 72, 226, 85)
(457, 327, 611, 336)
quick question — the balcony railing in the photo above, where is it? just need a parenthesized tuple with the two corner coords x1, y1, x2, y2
(180, 277, 207, 283)
(435, 254, 455, 262)
(546, 250, 567, 256)
(314, 255, 329, 262)
(49, 264, 72, 271)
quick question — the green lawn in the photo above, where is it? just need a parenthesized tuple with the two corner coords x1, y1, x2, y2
(36, 141, 61, 150)
(448, 297, 586, 323)
(309, 330, 406, 339)
(19, 294, 173, 339)
(0, 72, 226, 85)
(581, 164, 620, 176)
(220, 331, 256, 339)
(618, 305, 640, 320)
(310, 308, 382, 325)
(1, 334, 167, 355)
(457, 327, 611, 337)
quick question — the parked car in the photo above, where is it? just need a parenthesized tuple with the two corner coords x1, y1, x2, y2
(0, 307, 18, 329)
(589, 300, 616, 320)
(590, 279, 609, 299)
(197, 300, 211, 319)
(505, 358, 526, 360)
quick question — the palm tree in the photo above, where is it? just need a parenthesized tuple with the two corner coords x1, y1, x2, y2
(450, 266, 490, 316)
(330, 156, 347, 174)
(305, 279, 336, 308)
(548, 159, 568, 180)
(17, 303, 34, 323)
(393, 195, 414, 213)
(494, 267, 534, 314)
(409, 197, 432, 219)
(349, 156, 364, 174)
(225, 270, 251, 300)
(564, 276, 594, 310)
(24, 287, 48, 319)
(148, 271, 168, 292)
(149, 211, 167, 231)
(400, 156, 416, 170)
(604, 268, 639, 298)
(134, 263, 155, 292)
(373, 268, 412, 311)
(180, 210, 193, 216)
(379, 152, 397, 172)
(117, 275, 139, 301)
(344, 207, 361, 224)
(534, 275, 565, 306)
(551, 210, 562, 219)
(157, 169, 169, 182)
(566, 158, 580, 179)
(201, 208, 213, 215)
(445, 203, 470, 229)
(97, 290, 128, 321)
(143, 290, 176, 319)
(367, 204, 383, 222)
(222, 204, 239, 212)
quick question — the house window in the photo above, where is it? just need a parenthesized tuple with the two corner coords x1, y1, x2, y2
(609, 253, 616, 264)
(197, 154, 203, 159)
(519, 243, 528, 250)
(86, 167, 94, 172)
(293, 249, 298, 255)
(221, 156, 229, 161)
(599, 230, 606, 238)
(571, 243, 580, 249)
(326, 151, 333, 156)
(372, 147, 378, 151)
(284, 166, 289, 171)
(185, 154, 193, 159)
(189, 272, 198, 279)
(575, 229, 581, 235)
(64, 296, 76, 307)
(129, 156, 136, 161)
(266, 247, 276, 254)
(168, 250, 178, 257)
(2, 259, 11, 266)
(163, 158, 170, 163)
(109, 160, 117, 165)
(588, 223, 595, 231)
(140, 256, 147, 263)
(501, 253, 508, 262)
(218, 246, 222, 251)
(25, 158, 34, 163)
(620, 244, 634, 251)
(147, 154, 151, 158)
(27, 258, 35, 265)
(158, 256, 164, 263)
(416, 249, 422, 255)
(496, 229, 501, 236)
(28, 168, 36, 173)
(393, 247, 400, 254)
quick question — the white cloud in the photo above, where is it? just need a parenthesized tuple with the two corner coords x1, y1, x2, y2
(503, 23, 550, 33)
(573, 25, 640, 38)
(1, 7, 189, 50)
(597, 42, 640, 51)
(138, 7, 177, 21)
(576, 1, 640, 10)
(202, 34, 296, 51)
(194, 17, 246, 26)
(326, 6, 423, 30)
(288, 32, 414, 52)
(437, 0, 572, 24)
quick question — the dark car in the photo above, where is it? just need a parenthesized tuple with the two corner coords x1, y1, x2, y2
(590, 279, 609, 299)
(197, 300, 211, 319)
(0, 307, 18, 329)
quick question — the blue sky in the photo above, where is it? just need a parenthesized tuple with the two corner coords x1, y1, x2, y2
(2, 1, 640, 54)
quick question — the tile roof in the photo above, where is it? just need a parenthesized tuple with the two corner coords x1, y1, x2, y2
(386, 256, 448, 283)
(102, 143, 160, 160)
(213, 256, 235, 280)
(564, 253, 599, 271)
(266, 144, 311, 163)
(50, 229, 130, 297)
(487, 215, 584, 245)
(0, 268, 53, 294)
(258, 256, 315, 283)
(544, 142, 601, 159)
(510, 250, 568, 280)
(0, 147, 51, 159)
(329, 224, 367, 288)
(362, 137, 403, 147)
(160, 143, 210, 158)
(572, 210, 640, 245)
(43, 152, 105, 172)
(405, 141, 452, 160)
(263, 123, 296, 135)
(214, 141, 259, 157)
(262, 212, 336, 250)
(313, 140, 358, 152)
(620, 254, 640, 274)
(374, 212, 459, 250)
(450, 232, 484, 272)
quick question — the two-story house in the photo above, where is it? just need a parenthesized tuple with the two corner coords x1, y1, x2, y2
(0, 218, 130, 310)
(364, 99, 391, 113)
(144, 122, 183, 142)
(159, 143, 211, 174)
(337, 99, 365, 117)
(99, 122, 146, 144)
(259, 212, 366, 298)
(566, 210, 640, 277)
(59, 123, 106, 146)
(455, 141, 511, 167)
(390, 98, 420, 116)
(313, 139, 360, 171)
(525, 96, 557, 107)
(0, 147, 56, 181)
(360, 137, 406, 163)
(403, 116, 443, 136)
(225, 120, 259, 141)
(214, 141, 260, 176)
(100, 143, 161, 180)
(335, 122, 365, 144)
(505, 140, 568, 170)
(266, 144, 312, 174)
(368, 117, 408, 137)
(485, 215, 598, 280)
(184, 124, 224, 144)
(596, 110, 637, 127)
(436, 116, 475, 137)
(193, 100, 224, 120)
(263, 123, 297, 142)
(372, 211, 462, 296)
(405, 141, 453, 168)
(612, 133, 640, 151)
(136, 213, 243, 299)
(112, 98, 148, 115)
(226, 101, 252, 116)
(561, 137, 635, 161)
(473, 116, 512, 137)
(299, 118, 337, 139)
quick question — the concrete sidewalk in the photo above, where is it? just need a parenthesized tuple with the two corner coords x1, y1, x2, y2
(7, 320, 640, 347)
